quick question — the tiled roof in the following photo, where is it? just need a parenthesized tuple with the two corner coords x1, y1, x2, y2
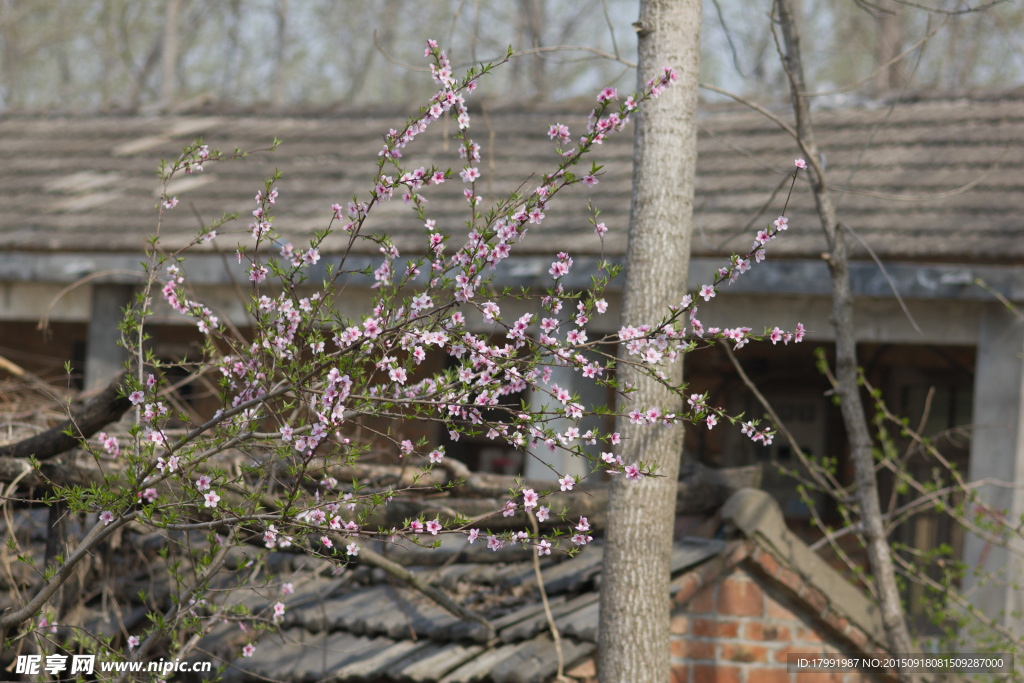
(193, 537, 726, 683)
(2, 94, 1022, 263)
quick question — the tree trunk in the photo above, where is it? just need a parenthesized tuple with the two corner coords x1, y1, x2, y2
(774, 0, 916, 667)
(270, 0, 288, 108)
(160, 0, 180, 108)
(597, 1, 701, 681)
(874, 0, 904, 93)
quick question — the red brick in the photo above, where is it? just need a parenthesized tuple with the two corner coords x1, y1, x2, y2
(691, 583, 715, 613)
(671, 665, 690, 683)
(687, 640, 716, 660)
(744, 622, 792, 641)
(747, 667, 791, 683)
(766, 597, 800, 622)
(693, 664, 741, 683)
(752, 547, 782, 577)
(844, 626, 871, 652)
(775, 644, 822, 664)
(673, 573, 703, 606)
(692, 618, 739, 638)
(776, 566, 805, 593)
(720, 643, 768, 663)
(671, 639, 688, 659)
(798, 627, 824, 643)
(671, 614, 690, 634)
(801, 586, 829, 615)
(798, 672, 844, 683)
(718, 576, 765, 616)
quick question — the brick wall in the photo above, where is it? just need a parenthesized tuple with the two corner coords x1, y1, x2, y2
(668, 565, 881, 683)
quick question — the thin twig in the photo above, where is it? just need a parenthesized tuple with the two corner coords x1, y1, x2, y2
(719, 341, 848, 499)
(528, 511, 566, 681)
(840, 222, 921, 335)
(975, 278, 1024, 323)
(797, 17, 948, 97)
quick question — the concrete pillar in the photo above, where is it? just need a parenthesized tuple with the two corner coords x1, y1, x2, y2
(963, 302, 1024, 635)
(524, 359, 603, 482)
(84, 284, 134, 391)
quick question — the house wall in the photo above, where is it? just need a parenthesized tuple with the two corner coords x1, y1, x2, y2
(560, 562, 883, 683)
(666, 565, 881, 683)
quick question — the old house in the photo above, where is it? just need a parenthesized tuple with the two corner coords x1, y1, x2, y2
(1, 93, 1022, 637)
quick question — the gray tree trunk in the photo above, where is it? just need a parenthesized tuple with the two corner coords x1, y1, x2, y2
(597, 1, 701, 681)
(270, 0, 288, 108)
(160, 0, 181, 108)
(775, 0, 916, 668)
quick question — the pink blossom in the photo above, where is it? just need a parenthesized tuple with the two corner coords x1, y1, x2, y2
(522, 488, 538, 510)
(129, 391, 145, 405)
(597, 87, 618, 102)
(429, 448, 444, 463)
(242, 643, 256, 657)
(699, 285, 716, 301)
(582, 175, 598, 187)
(98, 432, 120, 457)
(281, 582, 294, 595)
(537, 506, 550, 522)
(321, 535, 333, 548)
(196, 475, 212, 491)
(594, 222, 607, 237)
(548, 123, 571, 143)
(362, 317, 382, 338)
(347, 543, 360, 556)
(795, 158, 807, 169)
(624, 463, 642, 481)
(426, 518, 442, 535)
(559, 475, 574, 492)
(468, 528, 480, 544)
(99, 510, 114, 525)
(128, 635, 140, 650)
(204, 491, 221, 508)
(249, 265, 268, 283)
(795, 323, 806, 343)
(537, 539, 552, 556)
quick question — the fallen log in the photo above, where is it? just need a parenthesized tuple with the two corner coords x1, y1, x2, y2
(0, 372, 132, 460)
